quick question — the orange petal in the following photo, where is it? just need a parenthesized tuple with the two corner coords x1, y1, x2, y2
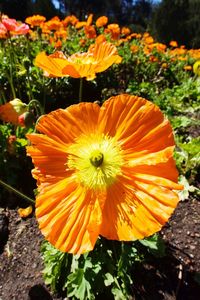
(36, 177, 106, 254)
(63, 63, 95, 79)
(125, 156, 179, 183)
(124, 146, 175, 168)
(34, 103, 100, 143)
(132, 173, 183, 190)
(26, 134, 70, 183)
(18, 206, 33, 218)
(100, 176, 179, 241)
(61, 64, 81, 77)
(99, 94, 174, 152)
(98, 94, 147, 136)
(35, 51, 70, 77)
(100, 182, 139, 240)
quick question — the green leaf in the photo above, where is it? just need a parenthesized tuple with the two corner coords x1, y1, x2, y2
(139, 234, 166, 257)
(170, 116, 193, 129)
(178, 175, 199, 201)
(104, 273, 114, 286)
(67, 269, 93, 300)
(111, 286, 127, 300)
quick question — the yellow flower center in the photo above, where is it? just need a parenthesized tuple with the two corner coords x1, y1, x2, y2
(67, 133, 124, 189)
(69, 53, 95, 65)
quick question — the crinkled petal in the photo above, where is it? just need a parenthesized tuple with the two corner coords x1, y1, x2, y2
(100, 175, 179, 241)
(26, 133, 70, 184)
(99, 94, 174, 152)
(36, 177, 106, 254)
(34, 103, 100, 143)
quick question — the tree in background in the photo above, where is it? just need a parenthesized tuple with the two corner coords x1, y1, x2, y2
(0, 0, 29, 20)
(186, 0, 200, 48)
(58, 0, 153, 26)
(0, 0, 59, 21)
(30, 0, 60, 20)
(1, 0, 199, 48)
(0, 0, 153, 29)
(150, 0, 200, 48)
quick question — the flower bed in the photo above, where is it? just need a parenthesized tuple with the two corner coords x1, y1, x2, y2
(0, 13, 199, 300)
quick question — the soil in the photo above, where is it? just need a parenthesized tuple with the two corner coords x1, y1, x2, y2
(0, 197, 200, 300)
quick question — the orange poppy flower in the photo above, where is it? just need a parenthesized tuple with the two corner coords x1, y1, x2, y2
(84, 25, 96, 39)
(95, 34, 106, 44)
(54, 29, 67, 40)
(121, 27, 131, 36)
(26, 94, 182, 254)
(96, 16, 108, 28)
(0, 99, 28, 125)
(25, 15, 46, 27)
(105, 24, 120, 40)
(169, 40, 178, 48)
(35, 41, 122, 80)
(45, 17, 62, 31)
(130, 45, 139, 53)
(62, 15, 78, 27)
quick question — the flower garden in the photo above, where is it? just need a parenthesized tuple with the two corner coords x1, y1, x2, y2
(0, 13, 200, 300)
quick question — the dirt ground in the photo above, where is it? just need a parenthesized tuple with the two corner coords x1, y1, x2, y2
(0, 196, 200, 300)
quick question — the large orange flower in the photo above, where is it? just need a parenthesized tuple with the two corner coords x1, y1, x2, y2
(35, 41, 122, 80)
(27, 94, 182, 254)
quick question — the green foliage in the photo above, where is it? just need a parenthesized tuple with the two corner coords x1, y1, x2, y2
(177, 175, 199, 201)
(41, 233, 166, 300)
(139, 234, 166, 258)
(0, 124, 35, 206)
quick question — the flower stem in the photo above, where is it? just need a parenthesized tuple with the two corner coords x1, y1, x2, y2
(79, 78, 83, 103)
(0, 179, 35, 204)
(7, 37, 16, 99)
(28, 99, 44, 116)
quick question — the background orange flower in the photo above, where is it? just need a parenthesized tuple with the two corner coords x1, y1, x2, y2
(96, 16, 108, 28)
(35, 41, 122, 80)
(0, 99, 28, 125)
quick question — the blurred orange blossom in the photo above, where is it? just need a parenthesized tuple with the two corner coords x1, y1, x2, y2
(96, 16, 108, 28)
(35, 41, 122, 80)
(26, 94, 183, 254)
(0, 99, 28, 125)
(25, 15, 46, 27)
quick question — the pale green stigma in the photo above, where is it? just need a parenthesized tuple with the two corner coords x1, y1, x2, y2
(90, 150, 104, 167)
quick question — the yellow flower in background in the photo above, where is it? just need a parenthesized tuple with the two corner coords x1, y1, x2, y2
(26, 94, 182, 254)
(0, 99, 28, 125)
(193, 60, 200, 76)
(35, 41, 122, 80)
